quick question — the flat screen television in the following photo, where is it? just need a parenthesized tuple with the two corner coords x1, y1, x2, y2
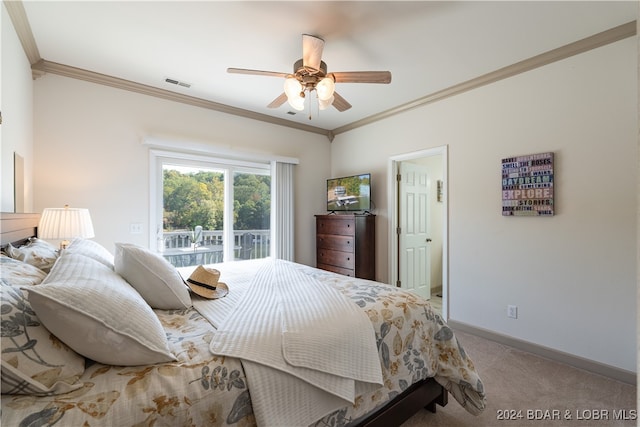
(327, 173, 371, 212)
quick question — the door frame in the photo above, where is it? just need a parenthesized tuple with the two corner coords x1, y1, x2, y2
(388, 145, 449, 320)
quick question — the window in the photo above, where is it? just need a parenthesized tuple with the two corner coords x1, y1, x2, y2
(233, 170, 271, 261)
(151, 151, 271, 267)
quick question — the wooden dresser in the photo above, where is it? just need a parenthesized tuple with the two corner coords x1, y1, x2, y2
(315, 214, 375, 280)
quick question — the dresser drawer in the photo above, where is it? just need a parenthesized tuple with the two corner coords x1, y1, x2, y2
(316, 234, 354, 252)
(317, 263, 354, 277)
(317, 249, 355, 269)
(316, 218, 355, 236)
(315, 214, 375, 280)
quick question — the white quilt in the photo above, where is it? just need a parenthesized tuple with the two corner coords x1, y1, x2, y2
(194, 259, 383, 427)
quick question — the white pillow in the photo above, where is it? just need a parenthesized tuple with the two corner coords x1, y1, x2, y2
(65, 238, 114, 269)
(114, 242, 191, 310)
(1, 282, 85, 395)
(5, 238, 59, 273)
(28, 252, 175, 366)
(0, 254, 47, 287)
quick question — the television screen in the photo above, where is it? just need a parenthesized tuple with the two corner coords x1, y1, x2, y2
(327, 173, 371, 212)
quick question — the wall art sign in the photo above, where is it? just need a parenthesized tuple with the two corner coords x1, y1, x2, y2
(502, 152, 554, 216)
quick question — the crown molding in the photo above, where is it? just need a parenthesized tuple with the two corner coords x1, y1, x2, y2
(332, 20, 637, 137)
(7, 0, 635, 142)
(7, 0, 331, 137)
(4, 0, 40, 65)
(30, 59, 331, 138)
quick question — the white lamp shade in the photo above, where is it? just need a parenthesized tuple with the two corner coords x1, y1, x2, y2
(319, 95, 335, 110)
(316, 76, 335, 101)
(284, 76, 305, 111)
(39, 207, 95, 240)
(287, 96, 305, 111)
(284, 76, 302, 99)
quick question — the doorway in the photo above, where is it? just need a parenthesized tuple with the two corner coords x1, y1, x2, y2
(388, 146, 448, 319)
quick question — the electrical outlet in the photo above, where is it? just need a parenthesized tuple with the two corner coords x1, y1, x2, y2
(129, 223, 143, 234)
(507, 305, 518, 319)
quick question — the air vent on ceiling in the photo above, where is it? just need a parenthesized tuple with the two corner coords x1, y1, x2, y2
(164, 77, 191, 88)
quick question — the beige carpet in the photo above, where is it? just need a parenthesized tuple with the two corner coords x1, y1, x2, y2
(401, 330, 637, 427)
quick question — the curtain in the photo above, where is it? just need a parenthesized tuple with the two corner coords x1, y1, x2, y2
(271, 161, 295, 261)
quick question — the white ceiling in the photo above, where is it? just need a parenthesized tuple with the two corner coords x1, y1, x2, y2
(20, 1, 637, 132)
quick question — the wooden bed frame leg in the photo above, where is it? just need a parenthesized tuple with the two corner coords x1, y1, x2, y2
(350, 380, 449, 426)
(425, 390, 448, 413)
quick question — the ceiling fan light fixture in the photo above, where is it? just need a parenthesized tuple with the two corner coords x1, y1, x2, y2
(284, 75, 306, 111)
(318, 95, 334, 110)
(316, 76, 335, 101)
(284, 76, 302, 99)
(288, 96, 305, 111)
(228, 34, 391, 115)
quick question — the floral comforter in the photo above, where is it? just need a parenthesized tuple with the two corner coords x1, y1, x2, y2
(1, 259, 485, 426)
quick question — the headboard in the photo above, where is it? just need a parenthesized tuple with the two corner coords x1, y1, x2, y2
(0, 212, 40, 247)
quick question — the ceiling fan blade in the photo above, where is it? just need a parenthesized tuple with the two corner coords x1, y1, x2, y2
(227, 68, 288, 78)
(332, 92, 352, 112)
(267, 92, 288, 109)
(302, 34, 324, 71)
(331, 71, 392, 84)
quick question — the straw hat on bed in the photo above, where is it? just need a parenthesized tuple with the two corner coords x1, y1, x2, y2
(186, 265, 228, 299)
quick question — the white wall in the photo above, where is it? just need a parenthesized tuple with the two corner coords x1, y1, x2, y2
(331, 38, 637, 372)
(32, 75, 330, 267)
(1, 3, 34, 212)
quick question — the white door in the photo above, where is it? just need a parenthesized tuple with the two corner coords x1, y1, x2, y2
(398, 161, 431, 299)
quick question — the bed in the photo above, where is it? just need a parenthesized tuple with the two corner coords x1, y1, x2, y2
(0, 212, 486, 426)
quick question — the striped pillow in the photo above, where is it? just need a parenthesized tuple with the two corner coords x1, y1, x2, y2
(1, 282, 85, 395)
(26, 252, 175, 366)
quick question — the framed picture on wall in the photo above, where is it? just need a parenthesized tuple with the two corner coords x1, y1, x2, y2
(501, 152, 554, 216)
(14, 152, 24, 213)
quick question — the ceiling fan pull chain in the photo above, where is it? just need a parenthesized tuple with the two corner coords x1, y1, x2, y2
(309, 90, 318, 120)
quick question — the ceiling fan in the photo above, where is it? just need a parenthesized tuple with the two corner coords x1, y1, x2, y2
(227, 34, 392, 113)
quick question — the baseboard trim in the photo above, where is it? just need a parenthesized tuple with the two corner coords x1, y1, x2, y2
(447, 320, 636, 385)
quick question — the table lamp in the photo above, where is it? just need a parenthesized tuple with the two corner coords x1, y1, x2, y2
(39, 205, 95, 249)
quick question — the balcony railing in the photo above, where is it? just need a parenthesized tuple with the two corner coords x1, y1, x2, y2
(160, 229, 270, 267)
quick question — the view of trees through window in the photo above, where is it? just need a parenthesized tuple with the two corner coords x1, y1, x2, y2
(233, 172, 271, 231)
(163, 168, 270, 232)
(161, 165, 271, 265)
(163, 168, 224, 231)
